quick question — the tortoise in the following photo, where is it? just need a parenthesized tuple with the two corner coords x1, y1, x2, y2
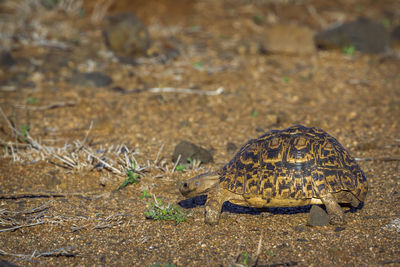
(179, 125, 368, 225)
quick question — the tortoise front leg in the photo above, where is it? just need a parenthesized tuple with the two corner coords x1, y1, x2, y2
(320, 193, 345, 225)
(204, 186, 224, 225)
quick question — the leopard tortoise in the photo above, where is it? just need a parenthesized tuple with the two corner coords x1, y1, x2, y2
(179, 125, 368, 225)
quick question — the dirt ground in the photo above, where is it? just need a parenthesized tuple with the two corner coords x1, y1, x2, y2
(0, 0, 400, 266)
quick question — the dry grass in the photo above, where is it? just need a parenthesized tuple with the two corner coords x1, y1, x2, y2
(0, 105, 204, 181)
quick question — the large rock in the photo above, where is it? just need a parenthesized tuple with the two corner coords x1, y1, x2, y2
(67, 71, 113, 88)
(104, 13, 150, 60)
(172, 141, 213, 165)
(391, 25, 400, 50)
(263, 24, 316, 54)
(0, 50, 16, 68)
(314, 17, 391, 54)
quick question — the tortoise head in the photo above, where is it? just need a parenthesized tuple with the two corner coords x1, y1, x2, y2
(179, 172, 220, 198)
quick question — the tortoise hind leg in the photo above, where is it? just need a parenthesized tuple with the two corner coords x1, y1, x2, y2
(320, 193, 345, 225)
(334, 191, 360, 207)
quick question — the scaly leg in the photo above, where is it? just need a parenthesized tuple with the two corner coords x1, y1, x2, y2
(204, 186, 224, 225)
(320, 193, 345, 225)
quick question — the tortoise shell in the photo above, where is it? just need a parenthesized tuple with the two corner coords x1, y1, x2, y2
(218, 125, 368, 202)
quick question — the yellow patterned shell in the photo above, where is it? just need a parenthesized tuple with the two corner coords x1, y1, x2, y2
(219, 125, 368, 202)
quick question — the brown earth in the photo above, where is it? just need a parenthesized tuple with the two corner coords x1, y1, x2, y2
(0, 0, 400, 266)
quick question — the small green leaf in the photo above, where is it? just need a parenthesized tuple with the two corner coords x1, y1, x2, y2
(41, 0, 60, 9)
(193, 61, 203, 69)
(283, 76, 290, 83)
(190, 25, 200, 31)
(242, 252, 249, 265)
(175, 165, 186, 172)
(253, 14, 263, 25)
(381, 18, 391, 28)
(266, 250, 277, 256)
(342, 45, 355, 56)
(251, 110, 259, 118)
(26, 97, 37, 104)
(79, 8, 85, 17)
(117, 168, 140, 190)
(20, 124, 30, 137)
(140, 190, 151, 199)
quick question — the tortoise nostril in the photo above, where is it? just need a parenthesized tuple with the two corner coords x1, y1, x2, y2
(183, 182, 188, 188)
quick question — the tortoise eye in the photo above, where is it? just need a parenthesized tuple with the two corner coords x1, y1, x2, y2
(183, 182, 188, 188)
(194, 181, 199, 186)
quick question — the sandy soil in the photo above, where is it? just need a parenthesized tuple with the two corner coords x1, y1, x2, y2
(0, 0, 399, 266)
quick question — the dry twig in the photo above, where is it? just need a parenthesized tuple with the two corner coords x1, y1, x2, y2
(123, 87, 224, 96)
(254, 230, 264, 266)
(15, 101, 76, 111)
(0, 192, 107, 200)
(306, 5, 327, 28)
(0, 246, 76, 258)
(355, 157, 400, 162)
(0, 221, 44, 233)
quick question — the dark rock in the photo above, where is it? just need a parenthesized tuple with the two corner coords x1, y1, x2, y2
(172, 141, 213, 165)
(110, 86, 126, 93)
(67, 71, 113, 88)
(104, 13, 150, 59)
(315, 17, 391, 53)
(307, 205, 330, 226)
(84, 72, 113, 87)
(0, 260, 19, 267)
(293, 225, 310, 232)
(334, 226, 346, 232)
(0, 50, 16, 67)
(391, 25, 400, 48)
(226, 142, 237, 154)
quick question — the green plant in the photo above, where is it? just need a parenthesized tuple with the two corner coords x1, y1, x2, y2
(72, 36, 80, 45)
(241, 252, 249, 265)
(251, 110, 259, 118)
(381, 18, 391, 28)
(253, 14, 263, 24)
(26, 97, 37, 104)
(342, 45, 355, 56)
(233, 252, 251, 267)
(175, 165, 186, 172)
(41, 0, 60, 9)
(145, 196, 186, 223)
(175, 157, 199, 171)
(193, 61, 203, 69)
(140, 190, 151, 199)
(283, 76, 290, 83)
(189, 25, 200, 32)
(117, 162, 140, 190)
(20, 124, 30, 139)
(266, 250, 277, 256)
(79, 8, 85, 17)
